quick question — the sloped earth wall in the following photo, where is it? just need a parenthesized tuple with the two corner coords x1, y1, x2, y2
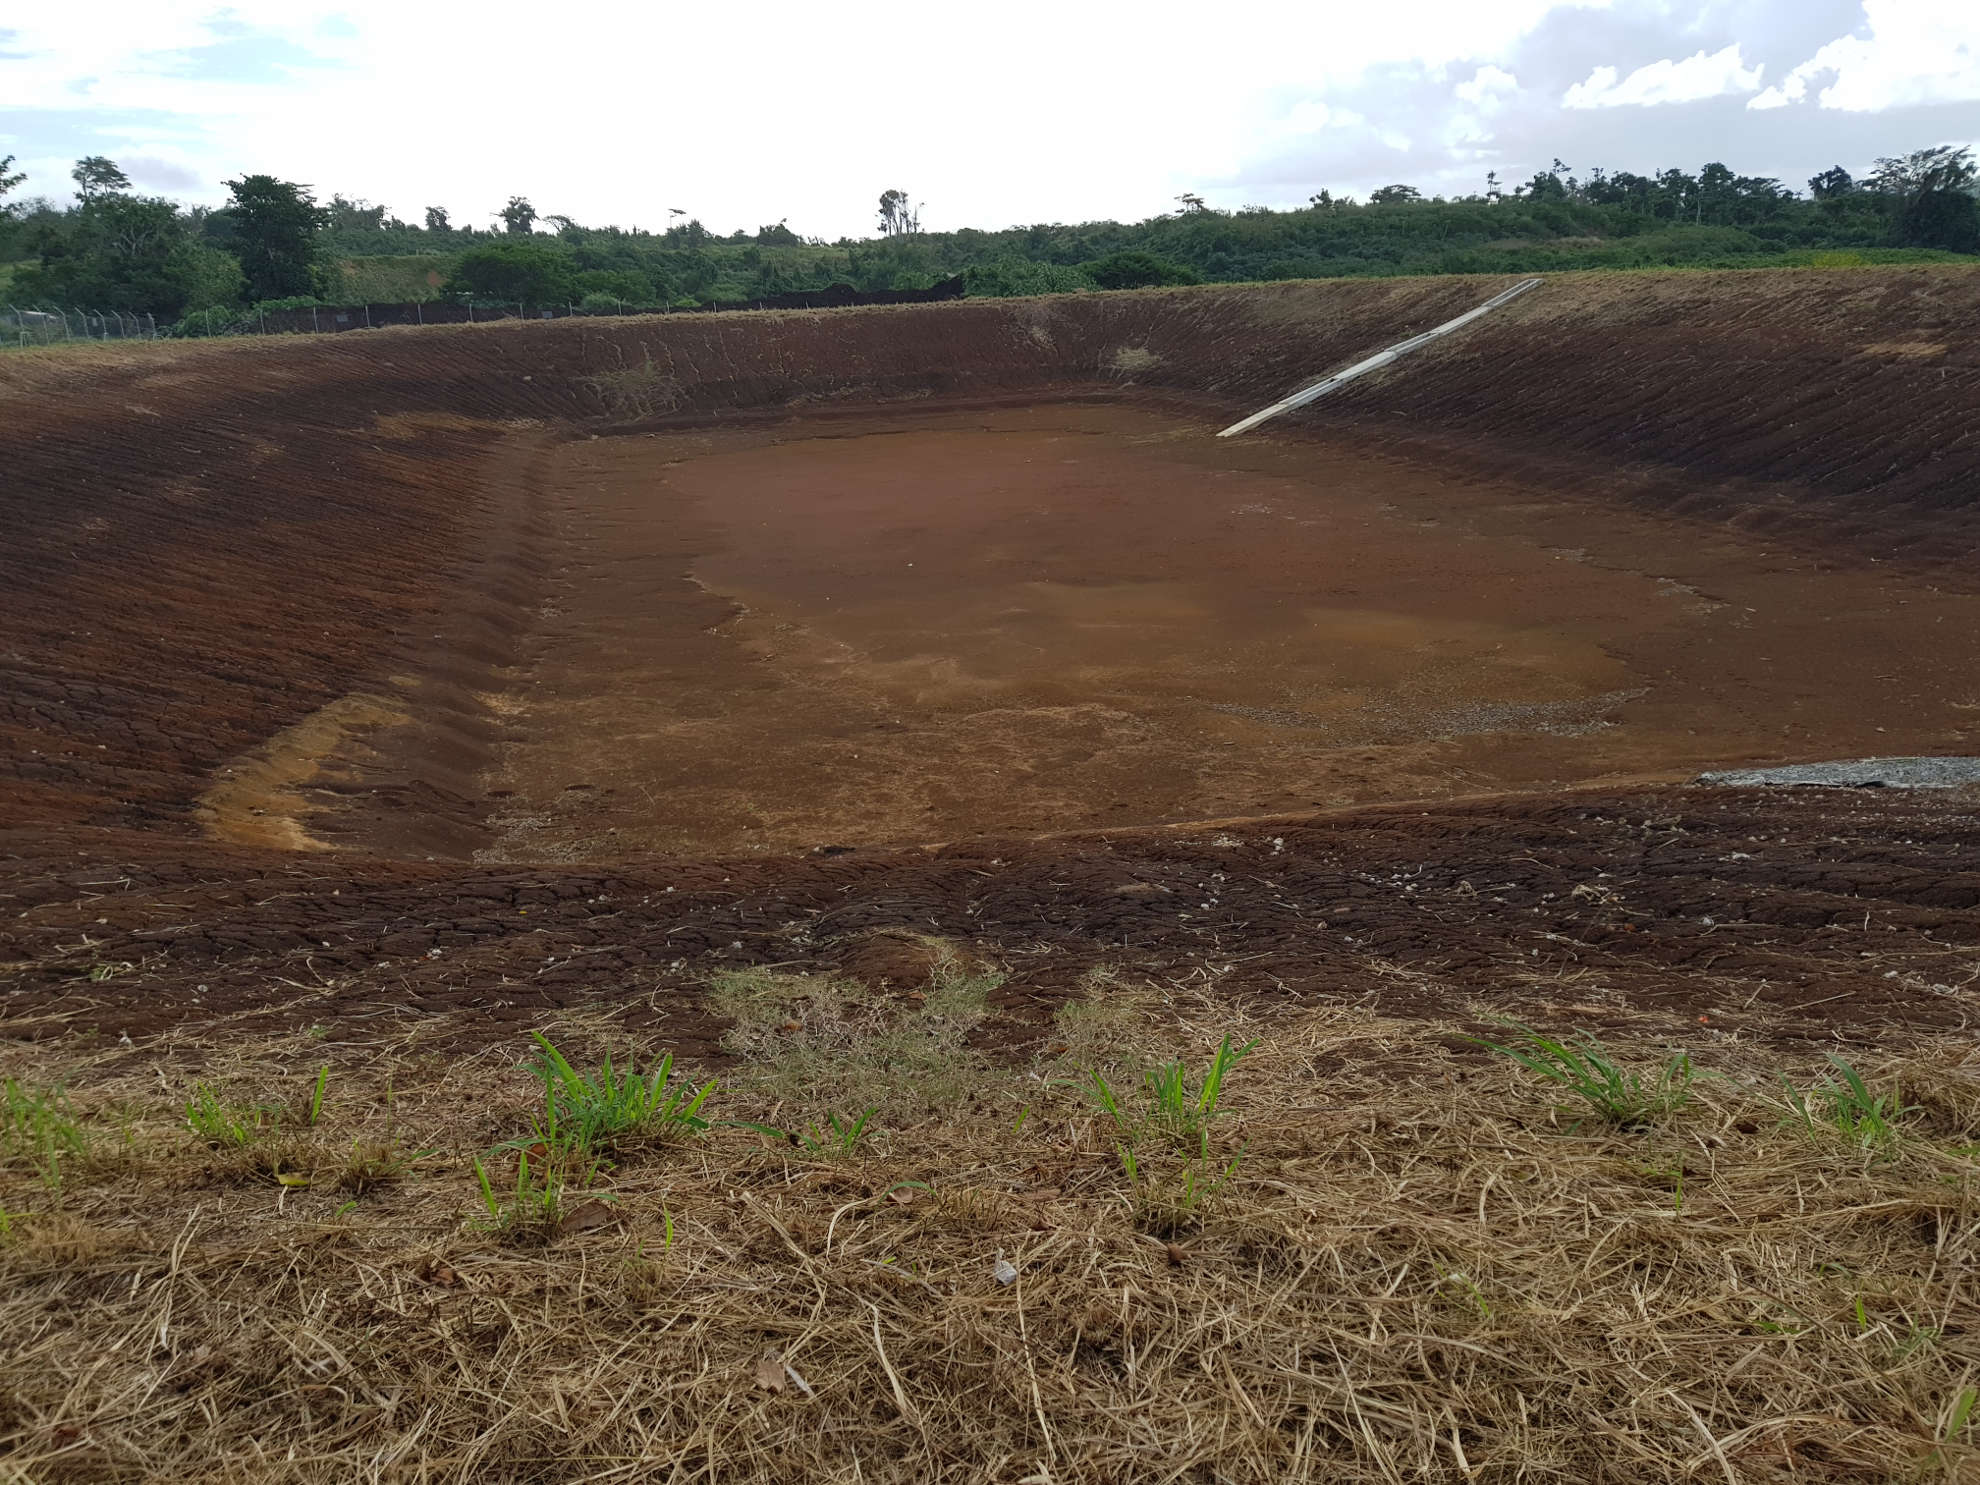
(3, 268, 1977, 1047)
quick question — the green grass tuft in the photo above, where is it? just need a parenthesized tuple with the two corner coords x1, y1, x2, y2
(1078, 1034, 1256, 1156)
(472, 1148, 576, 1241)
(525, 1033, 715, 1160)
(1467, 1020, 1694, 1128)
(2, 1078, 88, 1190)
(734, 1106, 881, 1159)
(1780, 1055, 1918, 1151)
(183, 1084, 273, 1148)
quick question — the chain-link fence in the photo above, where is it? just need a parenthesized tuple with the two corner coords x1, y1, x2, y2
(3, 275, 969, 348)
(4, 306, 159, 346)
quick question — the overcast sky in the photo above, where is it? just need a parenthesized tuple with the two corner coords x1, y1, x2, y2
(3, 1, 1976, 239)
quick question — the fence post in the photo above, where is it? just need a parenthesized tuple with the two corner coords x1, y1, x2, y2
(416, 301, 423, 325)
(311, 305, 320, 333)
(364, 303, 371, 329)
(147, 313, 156, 340)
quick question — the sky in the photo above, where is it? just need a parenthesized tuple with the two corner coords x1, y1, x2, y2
(2, 1, 1977, 239)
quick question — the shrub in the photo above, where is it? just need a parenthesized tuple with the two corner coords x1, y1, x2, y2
(963, 259, 1095, 297)
(442, 241, 577, 305)
(1082, 250, 1201, 290)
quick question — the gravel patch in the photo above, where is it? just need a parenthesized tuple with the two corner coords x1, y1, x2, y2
(1697, 756, 1980, 789)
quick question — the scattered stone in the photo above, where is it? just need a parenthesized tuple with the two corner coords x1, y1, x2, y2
(1696, 757, 1980, 791)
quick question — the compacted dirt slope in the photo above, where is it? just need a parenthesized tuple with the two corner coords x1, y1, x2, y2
(3, 268, 1978, 1050)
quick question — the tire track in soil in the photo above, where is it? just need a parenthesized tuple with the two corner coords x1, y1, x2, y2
(4, 784, 1975, 1052)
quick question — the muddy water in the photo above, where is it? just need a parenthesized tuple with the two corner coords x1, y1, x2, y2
(479, 403, 1980, 859)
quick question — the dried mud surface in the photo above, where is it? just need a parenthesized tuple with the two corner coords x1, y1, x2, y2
(480, 402, 1980, 860)
(4, 269, 1979, 1053)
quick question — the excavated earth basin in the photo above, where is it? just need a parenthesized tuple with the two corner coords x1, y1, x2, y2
(3, 268, 1979, 1053)
(480, 400, 1980, 861)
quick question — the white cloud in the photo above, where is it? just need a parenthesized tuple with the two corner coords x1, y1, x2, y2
(1747, 75, 1804, 111)
(1455, 64, 1521, 112)
(1563, 43, 1763, 109)
(1280, 101, 1368, 134)
(1749, 0, 1980, 112)
(0, 0, 1614, 233)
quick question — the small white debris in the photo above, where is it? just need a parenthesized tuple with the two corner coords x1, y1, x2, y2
(992, 1253, 1019, 1286)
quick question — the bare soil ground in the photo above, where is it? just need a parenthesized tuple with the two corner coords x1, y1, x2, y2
(3, 272, 1979, 1479)
(471, 401, 1980, 860)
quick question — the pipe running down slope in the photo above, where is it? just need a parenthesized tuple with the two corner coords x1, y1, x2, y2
(1218, 277, 1544, 438)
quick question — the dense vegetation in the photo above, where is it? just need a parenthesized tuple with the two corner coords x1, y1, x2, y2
(1, 148, 1974, 330)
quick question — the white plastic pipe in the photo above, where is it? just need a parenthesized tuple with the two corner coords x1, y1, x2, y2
(1217, 278, 1542, 438)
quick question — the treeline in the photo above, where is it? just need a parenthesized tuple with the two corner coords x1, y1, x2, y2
(1, 148, 1974, 327)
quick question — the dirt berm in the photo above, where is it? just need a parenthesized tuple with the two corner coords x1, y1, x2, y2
(2, 268, 1978, 1051)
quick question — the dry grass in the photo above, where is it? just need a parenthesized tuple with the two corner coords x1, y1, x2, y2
(2, 974, 1978, 1483)
(580, 351, 684, 421)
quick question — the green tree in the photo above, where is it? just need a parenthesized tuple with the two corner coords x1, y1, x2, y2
(1696, 162, 1737, 223)
(169, 241, 248, 312)
(1369, 183, 1424, 205)
(13, 194, 235, 316)
(1871, 146, 1979, 251)
(0, 154, 23, 258)
(71, 155, 131, 202)
(877, 189, 919, 236)
(424, 205, 450, 232)
(224, 175, 327, 301)
(443, 240, 576, 303)
(1808, 166, 1854, 200)
(499, 196, 537, 235)
(327, 194, 387, 233)
(1082, 250, 1200, 290)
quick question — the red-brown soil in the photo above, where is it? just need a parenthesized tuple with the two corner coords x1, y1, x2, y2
(3, 269, 1979, 1054)
(481, 401, 1980, 860)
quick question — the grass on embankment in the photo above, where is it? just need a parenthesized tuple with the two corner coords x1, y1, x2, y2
(3, 951, 1978, 1481)
(325, 253, 457, 303)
